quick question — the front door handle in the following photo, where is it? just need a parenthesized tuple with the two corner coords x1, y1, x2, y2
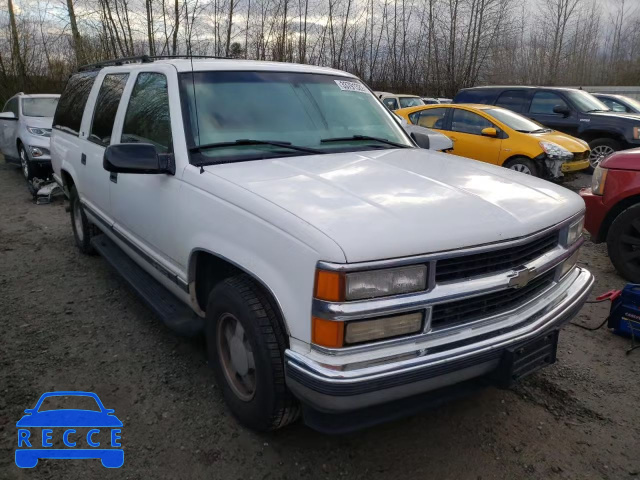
(110, 172, 117, 183)
(81, 153, 86, 165)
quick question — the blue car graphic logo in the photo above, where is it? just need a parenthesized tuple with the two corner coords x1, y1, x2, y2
(15, 391, 123, 468)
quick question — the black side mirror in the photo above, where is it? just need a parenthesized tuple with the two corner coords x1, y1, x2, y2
(552, 105, 571, 117)
(410, 131, 430, 149)
(103, 143, 175, 175)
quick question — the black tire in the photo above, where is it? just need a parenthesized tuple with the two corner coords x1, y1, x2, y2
(588, 138, 620, 173)
(607, 203, 640, 283)
(504, 156, 538, 177)
(18, 144, 35, 181)
(206, 274, 299, 431)
(69, 185, 97, 255)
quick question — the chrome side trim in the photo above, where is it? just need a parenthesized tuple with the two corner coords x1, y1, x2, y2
(317, 211, 583, 273)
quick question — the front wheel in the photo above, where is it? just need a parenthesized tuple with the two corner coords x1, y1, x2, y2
(19, 145, 34, 181)
(588, 138, 620, 173)
(206, 274, 299, 431)
(504, 157, 538, 177)
(607, 203, 640, 283)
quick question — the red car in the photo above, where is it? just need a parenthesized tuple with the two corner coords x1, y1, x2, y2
(581, 148, 640, 282)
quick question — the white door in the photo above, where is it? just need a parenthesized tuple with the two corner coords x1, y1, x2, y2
(0, 97, 20, 158)
(78, 72, 130, 223)
(109, 68, 186, 282)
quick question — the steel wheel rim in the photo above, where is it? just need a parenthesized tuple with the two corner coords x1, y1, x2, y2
(73, 199, 84, 242)
(217, 313, 256, 401)
(509, 163, 532, 175)
(620, 217, 640, 269)
(589, 145, 615, 168)
(20, 149, 29, 179)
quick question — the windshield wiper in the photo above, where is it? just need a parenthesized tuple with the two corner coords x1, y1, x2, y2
(320, 135, 409, 149)
(190, 139, 323, 155)
(190, 139, 323, 171)
(585, 109, 608, 113)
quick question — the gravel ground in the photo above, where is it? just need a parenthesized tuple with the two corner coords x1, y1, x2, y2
(1, 162, 639, 480)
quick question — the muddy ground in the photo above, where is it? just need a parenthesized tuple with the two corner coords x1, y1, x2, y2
(1, 162, 639, 480)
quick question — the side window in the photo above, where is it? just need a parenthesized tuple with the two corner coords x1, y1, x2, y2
(89, 73, 129, 146)
(121, 73, 173, 153)
(2, 98, 19, 116)
(451, 109, 492, 135)
(382, 97, 399, 110)
(603, 99, 627, 112)
(495, 90, 528, 113)
(453, 89, 497, 105)
(53, 71, 99, 136)
(529, 92, 569, 115)
(409, 108, 447, 129)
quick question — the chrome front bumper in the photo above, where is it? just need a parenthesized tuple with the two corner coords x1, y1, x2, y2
(285, 267, 594, 414)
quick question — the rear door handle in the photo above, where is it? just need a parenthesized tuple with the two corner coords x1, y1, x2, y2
(81, 153, 86, 165)
(110, 172, 118, 183)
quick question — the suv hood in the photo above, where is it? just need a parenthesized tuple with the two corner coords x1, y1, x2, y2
(22, 116, 53, 128)
(206, 149, 584, 262)
(587, 110, 640, 121)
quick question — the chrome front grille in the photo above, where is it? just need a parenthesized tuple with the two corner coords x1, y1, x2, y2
(435, 232, 559, 282)
(431, 270, 556, 330)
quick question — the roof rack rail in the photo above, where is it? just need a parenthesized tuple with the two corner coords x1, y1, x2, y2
(78, 54, 233, 72)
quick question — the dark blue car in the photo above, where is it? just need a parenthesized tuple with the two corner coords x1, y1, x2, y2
(15, 391, 123, 468)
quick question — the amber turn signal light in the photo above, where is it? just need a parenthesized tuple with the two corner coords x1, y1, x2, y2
(312, 317, 344, 348)
(314, 269, 345, 302)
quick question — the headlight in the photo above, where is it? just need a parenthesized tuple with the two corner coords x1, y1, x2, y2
(314, 265, 428, 302)
(566, 216, 585, 245)
(560, 249, 580, 278)
(27, 126, 51, 137)
(540, 141, 573, 161)
(591, 166, 608, 195)
(345, 265, 428, 300)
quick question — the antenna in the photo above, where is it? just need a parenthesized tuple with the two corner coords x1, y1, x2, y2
(187, 41, 202, 173)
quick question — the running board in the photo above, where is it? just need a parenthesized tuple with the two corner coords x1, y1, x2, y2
(91, 234, 204, 336)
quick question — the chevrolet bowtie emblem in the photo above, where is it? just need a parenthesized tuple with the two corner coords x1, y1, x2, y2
(508, 267, 537, 289)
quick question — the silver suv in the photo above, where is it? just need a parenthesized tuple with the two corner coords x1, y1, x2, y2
(0, 93, 60, 180)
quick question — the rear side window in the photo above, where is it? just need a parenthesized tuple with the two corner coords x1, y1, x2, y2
(382, 97, 399, 110)
(529, 92, 569, 115)
(495, 90, 528, 113)
(409, 108, 447, 129)
(53, 71, 98, 136)
(121, 73, 173, 153)
(3, 98, 19, 116)
(451, 109, 493, 135)
(89, 73, 129, 146)
(453, 89, 497, 105)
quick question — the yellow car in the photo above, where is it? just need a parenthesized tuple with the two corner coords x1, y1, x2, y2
(396, 104, 590, 178)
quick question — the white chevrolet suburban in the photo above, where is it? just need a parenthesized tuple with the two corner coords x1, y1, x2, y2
(51, 56, 594, 433)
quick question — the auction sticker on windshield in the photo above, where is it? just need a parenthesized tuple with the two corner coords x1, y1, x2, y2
(15, 391, 124, 468)
(335, 80, 368, 93)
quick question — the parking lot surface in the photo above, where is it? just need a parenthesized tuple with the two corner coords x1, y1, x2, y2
(1, 162, 639, 479)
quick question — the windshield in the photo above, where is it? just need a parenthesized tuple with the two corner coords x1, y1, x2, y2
(399, 97, 424, 108)
(22, 97, 59, 117)
(180, 71, 412, 164)
(486, 108, 545, 132)
(617, 95, 640, 111)
(565, 90, 610, 113)
(37, 395, 101, 412)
